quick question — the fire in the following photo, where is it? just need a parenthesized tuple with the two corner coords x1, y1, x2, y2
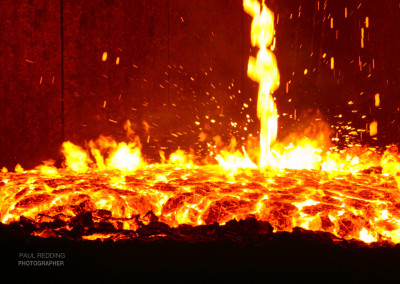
(215, 147, 257, 175)
(1, 0, 400, 246)
(2, 127, 400, 244)
(244, 0, 280, 168)
(2, 145, 400, 244)
(61, 135, 144, 173)
(107, 142, 142, 171)
(62, 142, 91, 172)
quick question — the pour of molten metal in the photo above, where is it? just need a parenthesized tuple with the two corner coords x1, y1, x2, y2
(244, 0, 280, 168)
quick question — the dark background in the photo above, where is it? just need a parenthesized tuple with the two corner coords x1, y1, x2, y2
(1, 0, 400, 170)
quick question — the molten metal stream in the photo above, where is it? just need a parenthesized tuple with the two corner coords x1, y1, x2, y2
(244, 0, 280, 168)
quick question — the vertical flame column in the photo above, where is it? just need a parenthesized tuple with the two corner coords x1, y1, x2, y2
(243, 0, 280, 167)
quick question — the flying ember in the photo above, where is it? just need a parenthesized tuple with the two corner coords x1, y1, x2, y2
(1, 0, 400, 246)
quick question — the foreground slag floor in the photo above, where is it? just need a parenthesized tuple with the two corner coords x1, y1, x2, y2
(1, 165, 400, 244)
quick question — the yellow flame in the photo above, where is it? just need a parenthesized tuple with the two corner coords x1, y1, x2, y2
(61, 131, 144, 172)
(62, 142, 91, 172)
(15, 164, 24, 173)
(107, 142, 142, 171)
(216, 147, 257, 172)
(35, 160, 59, 176)
(168, 149, 194, 167)
(273, 142, 322, 170)
(244, 0, 280, 168)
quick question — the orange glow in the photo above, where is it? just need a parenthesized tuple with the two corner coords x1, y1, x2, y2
(370, 121, 378, 136)
(2, 144, 400, 244)
(1, 1, 400, 246)
(361, 27, 365, 48)
(375, 93, 380, 107)
(102, 52, 108, 62)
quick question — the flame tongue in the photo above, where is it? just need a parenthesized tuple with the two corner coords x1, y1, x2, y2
(244, 0, 280, 167)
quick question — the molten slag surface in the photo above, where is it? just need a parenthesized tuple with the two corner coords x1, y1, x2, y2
(1, 164, 400, 244)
